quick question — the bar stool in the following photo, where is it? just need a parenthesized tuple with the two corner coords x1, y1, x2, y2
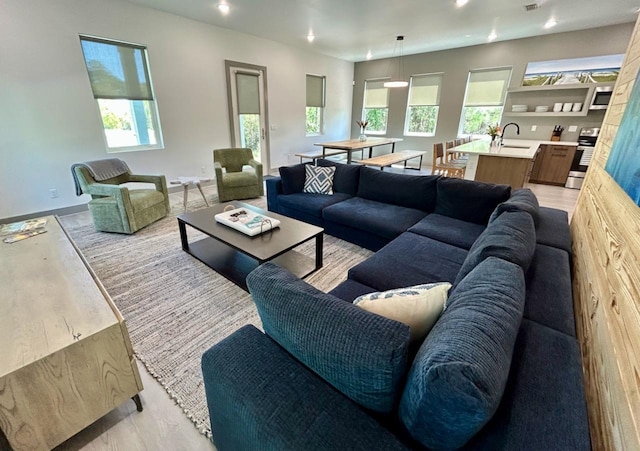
(432, 143, 466, 178)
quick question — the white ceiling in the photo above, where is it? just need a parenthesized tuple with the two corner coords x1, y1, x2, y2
(125, 0, 640, 61)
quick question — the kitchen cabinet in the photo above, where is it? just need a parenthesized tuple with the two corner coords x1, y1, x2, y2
(503, 83, 614, 117)
(529, 144, 577, 185)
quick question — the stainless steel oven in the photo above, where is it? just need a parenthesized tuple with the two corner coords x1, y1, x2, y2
(589, 86, 613, 110)
(565, 127, 599, 189)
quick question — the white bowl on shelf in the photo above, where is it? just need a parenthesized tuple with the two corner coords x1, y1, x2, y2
(534, 106, 549, 112)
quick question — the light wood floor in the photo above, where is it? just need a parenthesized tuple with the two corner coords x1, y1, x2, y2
(1, 181, 578, 451)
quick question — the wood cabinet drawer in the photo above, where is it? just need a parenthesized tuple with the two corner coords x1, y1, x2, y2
(529, 144, 577, 185)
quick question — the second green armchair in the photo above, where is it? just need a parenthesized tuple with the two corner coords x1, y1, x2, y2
(213, 148, 264, 202)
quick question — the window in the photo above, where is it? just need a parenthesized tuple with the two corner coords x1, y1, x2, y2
(80, 36, 163, 151)
(404, 73, 443, 136)
(306, 74, 325, 135)
(459, 68, 512, 136)
(362, 80, 389, 134)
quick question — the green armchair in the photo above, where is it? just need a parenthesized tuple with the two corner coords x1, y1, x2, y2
(213, 148, 264, 202)
(72, 159, 170, 234)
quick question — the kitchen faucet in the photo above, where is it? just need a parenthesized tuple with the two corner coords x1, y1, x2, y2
(500, 122, 520, 146)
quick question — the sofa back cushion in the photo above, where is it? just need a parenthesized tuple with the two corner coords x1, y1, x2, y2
(489, 188, 540, 225)
(279, 163, 308, 194)
(357, 167, 439, 212)
(316, 158, 362, 196)
(399, 257, 526, 450)
(434, 177, 511, 225)
(454, 210, 536, 286)
(247, 263, 411, 414)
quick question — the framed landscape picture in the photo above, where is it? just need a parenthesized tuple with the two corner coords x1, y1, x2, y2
(522, 54, 624, 86)
(605, 69, 640, 206)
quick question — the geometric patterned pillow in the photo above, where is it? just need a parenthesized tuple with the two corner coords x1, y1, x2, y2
(303, 165, 335, 195)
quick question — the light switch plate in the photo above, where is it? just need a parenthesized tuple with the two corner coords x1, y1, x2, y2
(531, 125, 537, 131)
(568, 125, 578, 132)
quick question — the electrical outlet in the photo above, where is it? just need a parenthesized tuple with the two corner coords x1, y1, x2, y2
(201, 166, 206, 174)
(531, 125, 537, 132)
(568, 125, 578, 132)
(49, 189, 59, 198)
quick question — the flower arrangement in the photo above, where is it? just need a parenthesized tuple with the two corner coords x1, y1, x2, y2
(356, 120, 369, 131)
(488, 124, 501, 139)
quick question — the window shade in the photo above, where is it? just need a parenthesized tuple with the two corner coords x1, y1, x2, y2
(464, 68, 512, 106)
(408, 74, 443, 106)
(364, 80, 389, 108)
(306, 75, 325, 107)
(236, 72, 260, 115)
(80, 37, 153, 101)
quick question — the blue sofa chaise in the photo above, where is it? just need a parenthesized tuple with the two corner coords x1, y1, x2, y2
(201, 159, 589, 450)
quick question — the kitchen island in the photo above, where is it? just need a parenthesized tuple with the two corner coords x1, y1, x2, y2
(450, 139, 578, 188)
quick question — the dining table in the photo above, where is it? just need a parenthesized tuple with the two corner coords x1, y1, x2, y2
(314, 137, 402, 164)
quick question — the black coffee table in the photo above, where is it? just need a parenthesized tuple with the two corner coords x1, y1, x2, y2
(178, 202, 324, 291)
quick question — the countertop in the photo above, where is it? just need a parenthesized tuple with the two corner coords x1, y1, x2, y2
(452, 139, 579, 159)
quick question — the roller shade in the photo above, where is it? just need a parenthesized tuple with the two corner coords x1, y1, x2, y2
(464, 68, 511, 106)
(80, 37, 153, 101)
(236, 72, 260, 114)
(408, 74, 442, 106)
(306, 75, 325, 107)
(364, 80, 389, 108)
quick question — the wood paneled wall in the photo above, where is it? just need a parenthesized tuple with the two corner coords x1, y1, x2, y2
(571, 16, 640, 451)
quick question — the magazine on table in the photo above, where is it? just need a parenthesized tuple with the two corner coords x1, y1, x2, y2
(1, 217, 48, 243)
(215, 207, 280, 236)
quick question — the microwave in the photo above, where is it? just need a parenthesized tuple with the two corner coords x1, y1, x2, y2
(589, 86, 613, 110)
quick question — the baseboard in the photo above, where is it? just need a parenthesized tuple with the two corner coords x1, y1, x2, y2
(1, 204, 89, 224)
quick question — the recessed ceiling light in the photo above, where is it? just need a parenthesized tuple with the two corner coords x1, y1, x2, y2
(465, 34, 472, 38)
(366, 50, 372, 60)
(488, 31, 497, 42)
(217, 3, 230, 14)
(455, 0, 469, 7)
(544, 19, 557, 29)
(307, 33, 315, 43)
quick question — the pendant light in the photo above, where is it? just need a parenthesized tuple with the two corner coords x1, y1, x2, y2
(384, 36, 409, 88)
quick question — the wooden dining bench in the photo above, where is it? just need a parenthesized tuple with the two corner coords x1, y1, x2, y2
(295, 148, 351, 163)
(355, 150, 425, 170)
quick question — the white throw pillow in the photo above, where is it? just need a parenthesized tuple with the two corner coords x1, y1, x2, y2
(303, 165, 335, 195)
(354, 282, 451, 342)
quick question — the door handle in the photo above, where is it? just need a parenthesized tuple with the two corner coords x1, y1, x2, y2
(261, 128, 266, 140)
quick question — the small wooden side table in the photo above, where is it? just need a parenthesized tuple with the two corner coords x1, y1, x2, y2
(170, 177, 211, 212)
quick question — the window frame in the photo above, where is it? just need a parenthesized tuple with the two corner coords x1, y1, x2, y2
(79, 35, 164, 152)
(458, 67, 512, 138)
(404, 73, 443, 137)
(306, 74, 325, 136)
(362, 79, 390, 135)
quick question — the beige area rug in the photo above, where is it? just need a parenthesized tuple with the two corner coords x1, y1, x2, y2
(61, 192, 373, 437)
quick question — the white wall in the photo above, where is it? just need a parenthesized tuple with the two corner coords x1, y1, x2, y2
(0, 0, 354, 219)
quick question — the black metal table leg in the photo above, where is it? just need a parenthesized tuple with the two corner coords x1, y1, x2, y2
(178, 220, 189, 251)
(132, 394, 143, 412)
(315, 233, 323, 270)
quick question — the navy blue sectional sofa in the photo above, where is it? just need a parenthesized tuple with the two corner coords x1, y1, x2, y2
(201, 160, 590, 450)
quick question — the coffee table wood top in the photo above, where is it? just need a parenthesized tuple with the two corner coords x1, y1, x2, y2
(178, 202, 323, 262)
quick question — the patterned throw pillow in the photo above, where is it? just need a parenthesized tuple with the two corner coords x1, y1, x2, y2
(303, 165, 335, 195)
(354, 282, 451, 342)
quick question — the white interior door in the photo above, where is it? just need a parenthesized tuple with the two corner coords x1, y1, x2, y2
(226, 62, 269, 169)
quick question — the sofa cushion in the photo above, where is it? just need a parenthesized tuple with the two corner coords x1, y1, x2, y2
(536, 206, 572, 254)
(354, 282, 451, 343)
(524, 244, 576, 337)
(489, 188, 540, 225)
(408, 213, 486, 250)
(434, 177, 511, 225)
(349, 232, 468, 291)
(279, 163, 307, 194)
(463, 319, 590, 450)
(246, 263, 411, 414)
(304, 165, 335, 194)
(202, 325, 411, 451)
(316, 158, 362, 196)
(329, 279, 376, 302)
(399, 257, 526, 450)
(357, 166, 439, 212)
(277, 192, 351, 219)
(454, 210, 536, 286)
(322, 197, 426, 240)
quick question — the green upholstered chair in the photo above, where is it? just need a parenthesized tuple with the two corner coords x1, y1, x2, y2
(72, 160, 170, 234)
(213, 148, 264, 202)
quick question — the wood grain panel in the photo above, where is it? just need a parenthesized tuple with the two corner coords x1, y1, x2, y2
(571, 14, 640, 450)
(475, 155, 530, 188)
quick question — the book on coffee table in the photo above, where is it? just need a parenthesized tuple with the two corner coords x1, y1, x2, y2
(215, 207, 280, 236)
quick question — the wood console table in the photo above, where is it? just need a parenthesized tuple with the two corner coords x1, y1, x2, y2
(0, 216, 143, 450)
